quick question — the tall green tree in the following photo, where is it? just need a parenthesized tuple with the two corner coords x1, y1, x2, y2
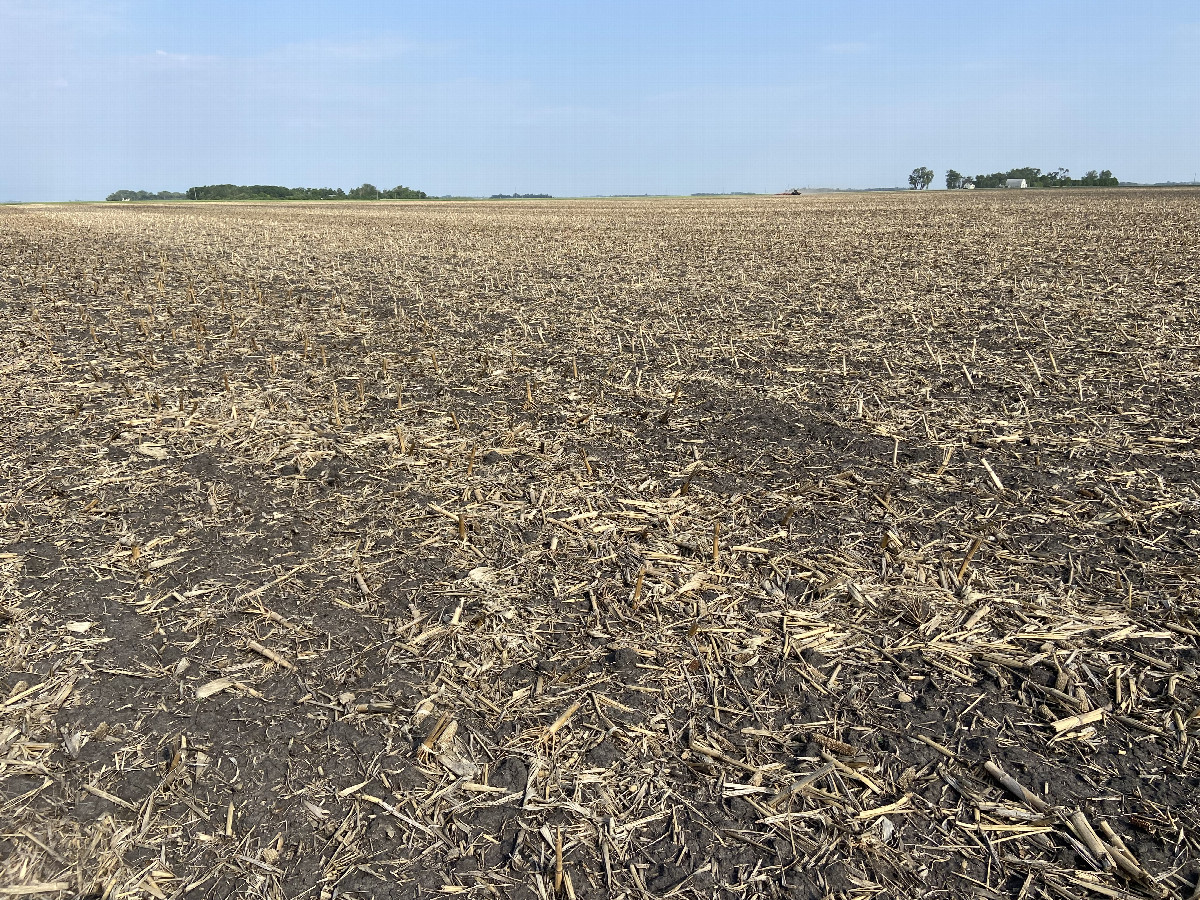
(909, 167, 934, 190)
(945, 169, 962, 190)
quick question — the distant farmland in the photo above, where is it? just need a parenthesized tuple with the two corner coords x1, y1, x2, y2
(1, 191, 1198, 899)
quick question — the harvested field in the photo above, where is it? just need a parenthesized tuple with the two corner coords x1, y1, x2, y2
(1, 190, 1199, 899)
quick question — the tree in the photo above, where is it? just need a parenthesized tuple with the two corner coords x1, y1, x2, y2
(967, 166, 1117, 189)
(107, 188, 184, 201)
(945, 169, 962, 190)
(381, 185, 427, 199)
(909, 167, 934, 190)
(1007, 167, 1042, 183)
(182, 183, 425, 200)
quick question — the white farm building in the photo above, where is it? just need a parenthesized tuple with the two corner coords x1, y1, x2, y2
(1006, 178, 1028, 189)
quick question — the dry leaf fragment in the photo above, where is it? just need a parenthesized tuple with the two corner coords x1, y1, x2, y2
(303, 800, 330, 820)
(468, 566, 497, 585)
(196, 678, 235, 700)
(674, 572, 709, 596)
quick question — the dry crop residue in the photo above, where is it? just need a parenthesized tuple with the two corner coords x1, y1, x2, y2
(0, 191, 1198, 899)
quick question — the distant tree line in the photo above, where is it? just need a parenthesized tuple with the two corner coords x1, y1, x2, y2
(945, 167, 1119, 189)
(187, 184, 346, 200)
(105, 189, 187, 201)
(106, 183, 428, 201)
(346, 184, 428, 200)
(489, 193, 553, 199)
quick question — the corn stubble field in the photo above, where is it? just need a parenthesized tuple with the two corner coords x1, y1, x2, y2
(1, 191, 1198, 900)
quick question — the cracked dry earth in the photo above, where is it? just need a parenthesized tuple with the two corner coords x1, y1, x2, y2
(1, 190, 1199, 900)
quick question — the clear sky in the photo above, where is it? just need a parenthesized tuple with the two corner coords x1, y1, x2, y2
(2, 0, 1197, 200)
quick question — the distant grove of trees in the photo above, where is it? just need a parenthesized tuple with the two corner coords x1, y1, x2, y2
(489, 193, 553, 199)
(945, 167, 1119, 189)
(106, 183, 428, 201)
(188, 184, 346, 200)
(105, 189, 187, 201)
(344, 183, 428, 200)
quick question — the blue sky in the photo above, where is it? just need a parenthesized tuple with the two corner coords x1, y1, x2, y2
(2, 0, 1197, 200)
